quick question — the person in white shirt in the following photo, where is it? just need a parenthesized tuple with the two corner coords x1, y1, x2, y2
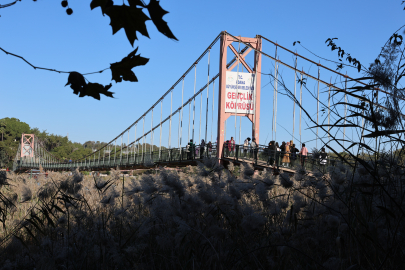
(243, 137, 251, 158)
(250, 138, 258, 163)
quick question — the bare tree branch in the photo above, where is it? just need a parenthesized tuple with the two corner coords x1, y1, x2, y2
(0, 47, 109, 75)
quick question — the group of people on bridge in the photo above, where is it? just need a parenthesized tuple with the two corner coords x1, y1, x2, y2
(223, 136, 329, 170)
(183, 134, 329, 171)
(265, 141, 328, 170)
(265, 140, 305, 168)
(186, 139, 214, 160)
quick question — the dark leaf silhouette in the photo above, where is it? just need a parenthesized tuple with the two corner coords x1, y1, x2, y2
(110, 48, 149, 83)
(65, 72, 114, 100)
(325, 37, 338, 44)
(65, 72, 86, 95)
(128, 0, 145, 7)
(85, 82, 114, 100)
(90, 0, 113, 15)
(147, 0, 178, 41)
(104, 4, 150, 46)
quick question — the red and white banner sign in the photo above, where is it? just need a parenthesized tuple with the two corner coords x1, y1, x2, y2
(225, 71, 256, 114)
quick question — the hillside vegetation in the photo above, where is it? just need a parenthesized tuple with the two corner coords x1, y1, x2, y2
(0, 117, 162, 169)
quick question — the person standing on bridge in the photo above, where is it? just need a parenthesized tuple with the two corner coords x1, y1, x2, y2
(243, 137, 251, 158)
(290, 143, 299, 168)
(282, 142, 291, 167)
(207, 141, 213, 157)
(200, 139, 206, 158)
(319, 147, 328, 173)
(224, 140, 229, 157)
(187, 139, 195, 160)
(251, 138, 258, 163)
(267, 141, 275, 166)
(228, 137, 235, 157)
(300, 143, 308, 167)
(280, 142, 286, 166)
(274, 142, 281, 168)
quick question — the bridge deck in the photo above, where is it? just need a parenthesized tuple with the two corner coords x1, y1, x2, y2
(14, 145, 337, 176)
(222, 156, 297, 174)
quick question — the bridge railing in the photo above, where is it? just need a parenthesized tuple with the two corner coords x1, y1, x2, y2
(222, 143, 347, 172)
(13, 144, 218, 171)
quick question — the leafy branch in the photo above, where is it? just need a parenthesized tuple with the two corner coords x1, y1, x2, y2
(1, 0, 177, 100)
(91, 0, 178, 46)
(292, 40, 359, 71)
(324, 37, 363, 72)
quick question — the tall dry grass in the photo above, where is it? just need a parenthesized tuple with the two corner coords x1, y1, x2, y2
(0, 156, 403, 269)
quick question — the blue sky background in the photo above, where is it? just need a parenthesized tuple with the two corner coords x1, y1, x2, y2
(1, 0, 404, 152)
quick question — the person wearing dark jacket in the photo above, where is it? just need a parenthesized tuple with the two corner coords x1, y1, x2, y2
(319, 147, 328, 172)
(267, 141, 275, 166)
(200, 139, 206, 158)
(290, 144, 299, 168)
(224, 140, 230, 157)
(280, 142, 286, 167)
(187, 140, 195, 160)
(275, 142, 280, 168)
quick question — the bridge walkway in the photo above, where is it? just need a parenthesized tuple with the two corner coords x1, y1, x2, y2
(14, 143, 341, 175)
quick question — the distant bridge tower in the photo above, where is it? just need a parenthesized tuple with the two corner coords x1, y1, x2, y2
(21, 133, 35, 158)
(217, 32, 262, 159)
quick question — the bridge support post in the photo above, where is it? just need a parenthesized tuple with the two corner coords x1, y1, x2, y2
(21, 133, 35, 158)
(217, 32, 262, 161)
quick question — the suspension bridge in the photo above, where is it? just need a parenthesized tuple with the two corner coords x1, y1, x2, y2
(12, 31, 387, 173)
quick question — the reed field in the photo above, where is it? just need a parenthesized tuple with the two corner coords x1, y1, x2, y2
(0, 155, 404, 270)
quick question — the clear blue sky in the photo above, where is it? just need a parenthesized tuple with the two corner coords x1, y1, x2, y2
(1, 0, 403, 152)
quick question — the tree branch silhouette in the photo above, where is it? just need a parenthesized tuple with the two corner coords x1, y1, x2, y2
(292, 41, 361, 72)
(0, 47, 109, 75)
(0, 0, 18, 9)
(1, 0, 177, 100)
